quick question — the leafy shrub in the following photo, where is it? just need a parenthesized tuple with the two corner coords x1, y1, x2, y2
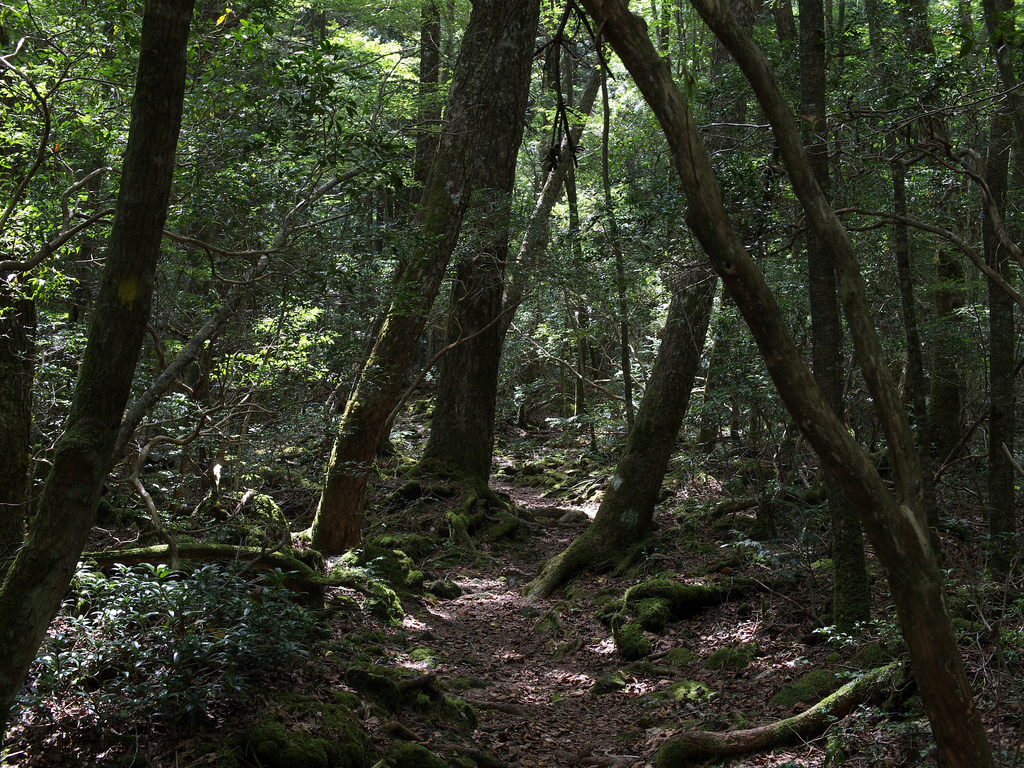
(20, 562, 318, 727)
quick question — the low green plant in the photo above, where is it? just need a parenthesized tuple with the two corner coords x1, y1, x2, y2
(20, 562, 318, 727)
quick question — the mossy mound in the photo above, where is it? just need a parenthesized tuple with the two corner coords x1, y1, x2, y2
(634, 598, 672, 632)
(427, 579, 463, 600)
(624, 576, 738, 620)
(328, 567, 404, 626)
(849, 642, 894, 670)
(338, 546, 424, 594)
(705, 642, 760, 669)
(665, 647, 695, 666)
(613, 621, 652, 660)
(591, 671, 628, 696)
(247, 696, 368, 768)
(385, 742, 445, 768)
(645, 680, 712, 704)
(370, 533, 437, 560)
(769, 668, 841, 707)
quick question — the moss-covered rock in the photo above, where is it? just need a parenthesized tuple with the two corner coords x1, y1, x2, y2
(647, 680, 712, 704)
(591, 671, 628, 696)
(665, 647, 695, 667)
(705, 642, 760, 669)
(338, 546, 424, 594)
(370, 534, 436, 560)
(408, 646, 440, 667)
(385, 742, 446, 768)
(427, 579, 462, 600)
(613, 622, 652, 660)
(345, 667, 403, 711)
(769, 669, 840, 707)
(624, 576, 737, 620)
(247, 697, 368, 768)
(486, 510, 523, 541)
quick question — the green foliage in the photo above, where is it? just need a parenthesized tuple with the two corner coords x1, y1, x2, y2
(21, 563, 318, 726)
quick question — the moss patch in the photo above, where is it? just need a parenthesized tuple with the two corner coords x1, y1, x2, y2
(385, 741, 446, 768)
(591, 671, 627, 696)
(613, 622, 652, 660)
(247, 697, 368, 768)
(705, 643, 760, 669)
(769, 669, 840, 707)
(645, 680, 712, 704)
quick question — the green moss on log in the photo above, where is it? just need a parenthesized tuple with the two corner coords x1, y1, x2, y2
(247, 697, 368, 768)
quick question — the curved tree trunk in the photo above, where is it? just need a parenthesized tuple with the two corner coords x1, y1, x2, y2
(529, 266, 715, 597)
(310, 0, 540, 554)
(576, 0, 995, 763)
(0, 0, 194, 733)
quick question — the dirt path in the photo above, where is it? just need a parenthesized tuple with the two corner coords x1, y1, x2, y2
(403, 480, 646, 767)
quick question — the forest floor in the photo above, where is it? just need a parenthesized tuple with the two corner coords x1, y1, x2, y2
(4, 422, 1023, 768)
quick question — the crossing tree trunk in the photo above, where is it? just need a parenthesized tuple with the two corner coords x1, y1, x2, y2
(574, 0, 995, 763)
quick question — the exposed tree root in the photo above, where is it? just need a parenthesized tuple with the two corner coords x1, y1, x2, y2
(525, 527, 624, 599)
(654, 662, 906, 766)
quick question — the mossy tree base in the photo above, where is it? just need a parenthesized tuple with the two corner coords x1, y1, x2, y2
(654, 663, 904, 767)
(525, 526, 625, 599)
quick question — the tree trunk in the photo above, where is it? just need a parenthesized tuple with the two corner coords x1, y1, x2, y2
(928, 247, 965, 460)
(529, 266, 715, 597)
(798, 0, 869, 631)
(892, 160, 940, 529)
(310, 0, 540, 554)
(577, 0, 995, 763)
(984, 108, 1014, 578)
(0, 0, 193, 733)
(0, 290, 34, 557)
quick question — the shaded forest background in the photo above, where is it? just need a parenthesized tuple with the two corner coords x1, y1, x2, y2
(0, 0, 1022, 764)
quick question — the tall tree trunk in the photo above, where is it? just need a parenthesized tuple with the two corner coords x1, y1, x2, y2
(892, 160, 940, 528)
(529, 265, 715, 597)
(799, 0, 869, 632)
(577, 0, 994, 763)
(0, 0, 193, 733)
(984, 108, 1014, 578)
(310, 0, 540, 554)
(414, 0, 442, 191)
(928, 247, 964, 461)
(0, 290, 34, 558)
(600, 62, 634, 430)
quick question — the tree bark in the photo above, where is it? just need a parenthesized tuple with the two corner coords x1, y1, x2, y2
(798, 0, 869, 631)
(0, 0, 193, 733)
(928, 247, 965, 460)
(310, 0, 540, 554)
(529, 266, 715, 597)
(984, 108, 1014, 578)
(0, 290, 34, 558)
(575, 0, 995, 763)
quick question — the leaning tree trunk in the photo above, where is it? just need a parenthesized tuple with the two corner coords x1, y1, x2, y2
(0, 0, 193, 734)
(576, 0, 995, 764)
(310, 0, 540, 555)
(0, 290, 35, 558)
(529, 265, 715, 597)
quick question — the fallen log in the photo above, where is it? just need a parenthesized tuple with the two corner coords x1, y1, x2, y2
(82, 542, 324, 605)
(655, 663, 905, 766)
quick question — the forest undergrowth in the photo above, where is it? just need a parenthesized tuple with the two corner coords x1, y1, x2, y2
(3, 418, 1023, 768)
